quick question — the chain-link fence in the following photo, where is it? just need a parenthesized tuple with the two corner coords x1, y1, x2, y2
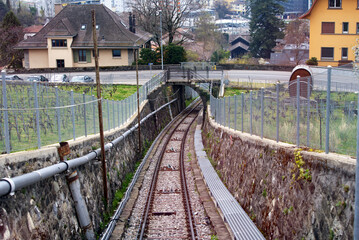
(0, 72, 164, 154)
(210, 67, 358, 157)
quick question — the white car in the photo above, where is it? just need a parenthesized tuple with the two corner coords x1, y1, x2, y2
(50, 74, 69, 82)
(70, 75, 94, 83)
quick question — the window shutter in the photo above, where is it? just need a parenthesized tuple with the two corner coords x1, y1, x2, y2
(86, 50, 91, 63)
(322, 22, 335, 34)
(73, 50, 79, 63)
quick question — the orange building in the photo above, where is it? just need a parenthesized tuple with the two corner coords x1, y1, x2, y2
(300, 0, 359, 66)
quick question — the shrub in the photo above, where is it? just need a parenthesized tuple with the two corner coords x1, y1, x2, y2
(306, 57, 318, 66)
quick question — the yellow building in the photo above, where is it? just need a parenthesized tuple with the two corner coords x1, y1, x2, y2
(300, 0, 359, 66)
(16, 5, 151, 69)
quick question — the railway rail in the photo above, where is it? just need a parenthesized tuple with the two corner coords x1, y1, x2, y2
(138, 102, 201, 239)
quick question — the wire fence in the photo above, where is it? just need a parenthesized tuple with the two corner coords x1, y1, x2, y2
(0, 72, 164, 154)
(210, 67, 359, 157)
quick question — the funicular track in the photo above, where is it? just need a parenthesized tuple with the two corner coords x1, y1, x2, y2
(138, 102, 201, 239)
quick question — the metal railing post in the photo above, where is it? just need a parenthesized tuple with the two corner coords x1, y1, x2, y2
(296, 76, 300, 147)
(250, 90, 253, 135)
(121, 100, 124, 125)
(228, 96, 231, 127)
(83, 93, 87, 137)
(112, 100, 115, 130)
(307, 77, 311, 146)
(325, 67, 332, 154)
(117, 100, 120, 127)
(261, 88, 264, 139)
(354, 90, 359, 240)
(33, 82, 41, 149)
(55, 87, 61, 142)
(223, 97, 226, 126)
(92, 95, 96, 134)
(241, 92, 244, 132)
(70, 90, 76, 140)
(107, 99, 110, 131)
(2, 70, 10, 153)
(234, 95, 237, 130)
(276, 83, 279, 142)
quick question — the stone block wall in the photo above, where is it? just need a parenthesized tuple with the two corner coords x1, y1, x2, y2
(0, 85, 182, 239)
(202, 111, 355, 239)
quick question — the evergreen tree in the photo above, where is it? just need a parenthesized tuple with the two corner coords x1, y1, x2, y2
(164, 44, 187, 64)
(2, 10, 21, 29)
(249, 0, 285, 58)
(0, 1, 9, 22)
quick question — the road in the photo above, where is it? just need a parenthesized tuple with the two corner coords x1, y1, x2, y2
(13, 69, 291, 85)
(10, 68, 358, 86)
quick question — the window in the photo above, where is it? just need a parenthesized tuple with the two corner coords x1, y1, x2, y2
(342, 22, 349, 33)
(112, 49, 121, 57)
(322, 22, 335, 34)
(81, 24, 87, 30)
(342, 48, 348, 59)
(57, 59, 65, 68)
(52, 39, 67, 47)
(78, 50, 87, 62)
(329, 0, 341, 8)
(321, 47, 334, 60)
(357, 23, 359, 34)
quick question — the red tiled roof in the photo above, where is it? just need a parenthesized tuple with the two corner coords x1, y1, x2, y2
(23, 25, 43, 33)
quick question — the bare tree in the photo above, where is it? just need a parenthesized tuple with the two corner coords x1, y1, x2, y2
(283, 19, 309, 65)
(128, 0, 202, 46)
(194, 13, 222, 60)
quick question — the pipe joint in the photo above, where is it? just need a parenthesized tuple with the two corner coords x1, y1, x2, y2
(63, 161, 70, 172)
(1, 178, 15, 196)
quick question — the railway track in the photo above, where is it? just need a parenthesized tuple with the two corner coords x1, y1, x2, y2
(138, 102, 201, 239)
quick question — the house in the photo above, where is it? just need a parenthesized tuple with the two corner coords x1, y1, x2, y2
(300, 0, 359, 66)
(229, 34, 250, 58)
(270, 39, 309, 65)
(16, 4, 152, 69)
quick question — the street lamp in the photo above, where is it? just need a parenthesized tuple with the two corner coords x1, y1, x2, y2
(159, 10, 164, 70)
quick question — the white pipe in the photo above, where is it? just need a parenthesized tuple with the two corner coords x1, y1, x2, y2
(67, 171, 95, 240)
(0, 99, 177, 197)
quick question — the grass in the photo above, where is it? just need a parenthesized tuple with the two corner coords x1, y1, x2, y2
(0, 84, 138, 153)
(58, 84, 138, 101)
(185, 97, 198, 107)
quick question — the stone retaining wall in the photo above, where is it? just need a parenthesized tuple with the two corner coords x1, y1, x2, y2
(202, 109, 355, 239)
(0, 85, 182, 239)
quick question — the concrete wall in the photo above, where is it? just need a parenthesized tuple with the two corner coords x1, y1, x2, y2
(202, 108, 355, 239)
(0, 85, 183, 239)
(72, 49, 130, 68)
(47, 38, 74, 68)
(28, 49, 49, 69)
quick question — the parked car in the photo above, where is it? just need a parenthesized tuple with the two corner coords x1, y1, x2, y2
(27, 75, 49, 82)
(5, 75, 23, 81)
(50, 74, 69, 82)
(70, 75, 94, 83)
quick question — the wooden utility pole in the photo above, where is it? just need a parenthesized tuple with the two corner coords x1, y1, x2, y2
(135, 48, 141, 152)
(92, 10, 108, 207)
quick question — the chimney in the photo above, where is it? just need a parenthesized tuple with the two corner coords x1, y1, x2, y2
(129, 12, 133, 33)
(132, 14, 136, 33)
(54, 3, 63, 16)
